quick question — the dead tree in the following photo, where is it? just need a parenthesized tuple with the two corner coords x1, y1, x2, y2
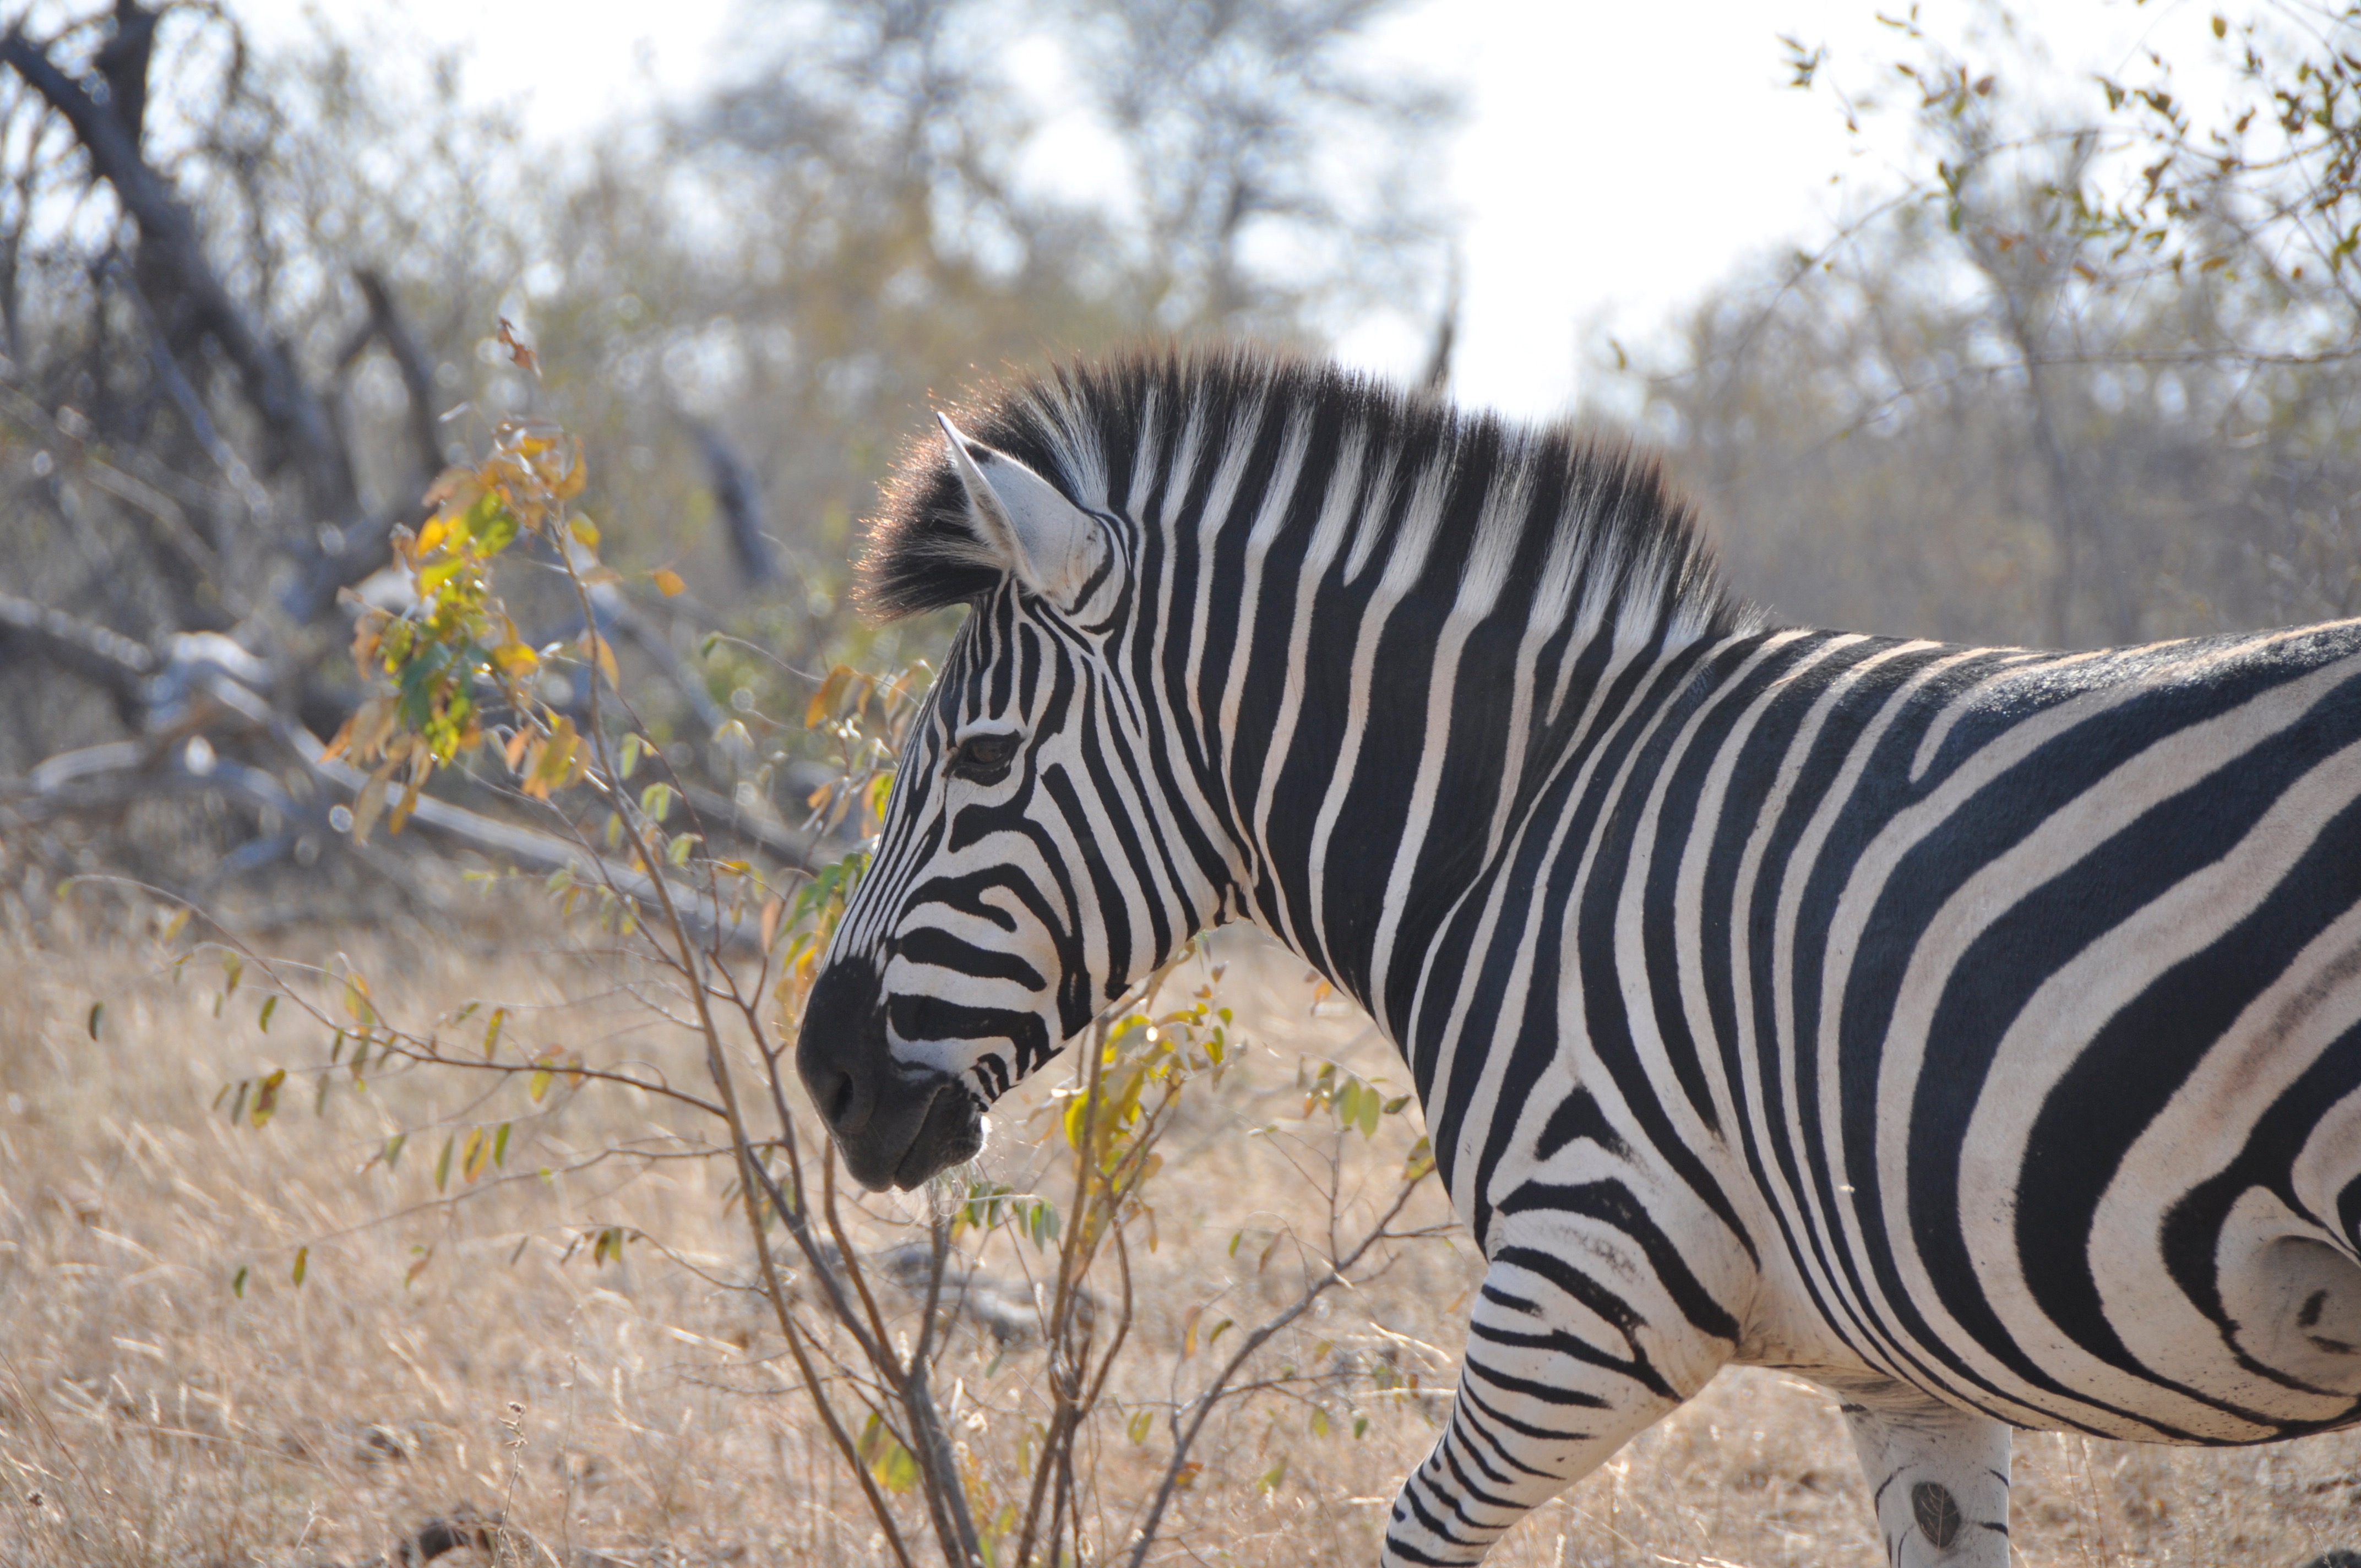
(0, 2, 821, 924)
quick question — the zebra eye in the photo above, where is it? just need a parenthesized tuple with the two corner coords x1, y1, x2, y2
(948, 731, 1019, 783)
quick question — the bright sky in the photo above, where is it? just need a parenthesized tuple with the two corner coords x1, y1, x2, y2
(238, 0, 2231, 423)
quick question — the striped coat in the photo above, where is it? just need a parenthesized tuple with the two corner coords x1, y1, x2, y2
(798, 347, 2361, 1566)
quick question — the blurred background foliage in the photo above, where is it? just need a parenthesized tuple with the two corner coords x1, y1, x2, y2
(0, 0, 1455, 911)
(1612, 1, 2361, 648)
(1, 0, 2359, 916)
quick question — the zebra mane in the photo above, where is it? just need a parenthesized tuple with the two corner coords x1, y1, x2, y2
(857, 344, 1750, 646)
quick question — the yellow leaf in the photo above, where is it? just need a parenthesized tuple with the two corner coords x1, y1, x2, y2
(318, 711, 360, 763)
(806, 665, 852, 728)
(423, 466, 483, 509)
(526, 717, 579, 799)
(350, 758, 399, 843)
(251, 1068, 286, 1128)
(388, 758, 429, 836)
(568, 516, 600, 549)
(348, 610, 390, 678)
(342, 971, 374, 1027)
(652, 568, 686, 597)
(354, 699, 398, 761)
(580, 631, 621, 690)
(492, 641, 540, 677)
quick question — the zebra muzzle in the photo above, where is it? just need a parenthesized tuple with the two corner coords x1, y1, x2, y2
(796, 955, 982, 1191)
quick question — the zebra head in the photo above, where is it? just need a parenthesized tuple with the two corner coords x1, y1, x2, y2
(797, 400, 1231, 1190)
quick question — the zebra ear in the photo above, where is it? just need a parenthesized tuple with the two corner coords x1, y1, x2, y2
(936, 414, 1108, 611)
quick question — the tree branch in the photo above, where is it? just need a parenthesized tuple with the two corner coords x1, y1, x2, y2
(0, 13, 354, 522)
(687, 418, 779, 585)
(355, 267, 445, 480)
(0, 592, 154, 710)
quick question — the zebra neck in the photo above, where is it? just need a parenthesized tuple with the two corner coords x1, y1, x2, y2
(1212, 582, 1726, 1053)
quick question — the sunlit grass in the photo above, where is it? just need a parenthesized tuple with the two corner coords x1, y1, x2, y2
(0, 914, 2353, 1566)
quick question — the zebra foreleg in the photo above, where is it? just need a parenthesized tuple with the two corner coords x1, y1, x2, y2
(1838, 1383, 2011, 1568)
(1379, 1254, 1721, 1566)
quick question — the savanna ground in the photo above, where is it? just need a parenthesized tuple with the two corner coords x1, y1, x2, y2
(1, 892, 2357, 1568)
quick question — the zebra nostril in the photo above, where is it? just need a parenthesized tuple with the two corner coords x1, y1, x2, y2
(826, 1069, 858, 1128)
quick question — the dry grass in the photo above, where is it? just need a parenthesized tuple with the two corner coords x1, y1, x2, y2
(0, 901, 2355, 1567)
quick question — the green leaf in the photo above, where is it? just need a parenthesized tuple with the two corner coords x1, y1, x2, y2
(231, 1265, 248, 1299)
(86, 1001, 103, 1039)
(291, 1247, 308, 1288)
(619, 731, 643, 780)
(434, 1135, 455, 1193)
(639, 781, 674, 823)
(258, 995, 277, 1032)
(384, 1132, 407, 1169)
(483, 1007, 507, 1059)
(857, 1413, 920, 1494)
(493, 1121, 511, 1167)
(1127, 1409, 1155, 1444)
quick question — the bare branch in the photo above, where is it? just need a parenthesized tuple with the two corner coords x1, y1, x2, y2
(0, 592, 154, 709)
(105, 254, 271, 523)
(687, 418, 780, 586)
(355, 267, 447, 480)
(0, 12, 355, 522)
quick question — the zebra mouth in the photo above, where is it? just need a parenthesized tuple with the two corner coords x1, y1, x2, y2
(887, 1076, 984, 1190)
(797, 955, 987, 1191)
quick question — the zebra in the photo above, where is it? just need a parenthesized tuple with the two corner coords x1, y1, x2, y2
(795, 345, 2361, 1566)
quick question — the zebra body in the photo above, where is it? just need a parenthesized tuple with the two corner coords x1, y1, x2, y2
(797, 348, 2361, 1566)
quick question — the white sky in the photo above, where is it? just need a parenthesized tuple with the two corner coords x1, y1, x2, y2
(239, 0, 2230, 422)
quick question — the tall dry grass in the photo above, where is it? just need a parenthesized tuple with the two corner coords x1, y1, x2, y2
(0, 901, 2355, 1566)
